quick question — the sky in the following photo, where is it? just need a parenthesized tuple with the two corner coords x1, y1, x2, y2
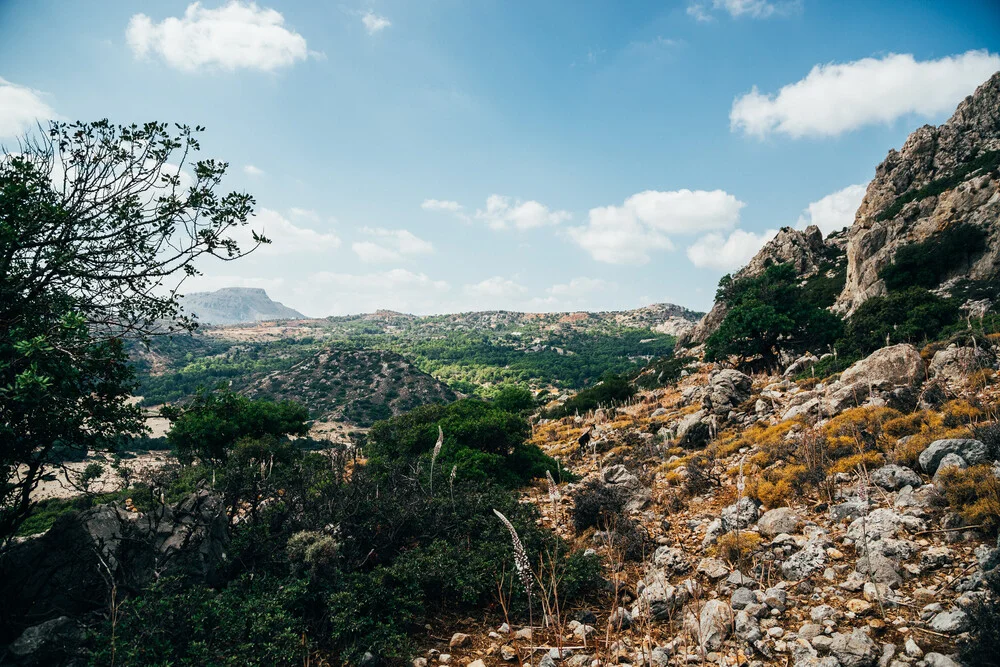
(1, 0, 998, 316)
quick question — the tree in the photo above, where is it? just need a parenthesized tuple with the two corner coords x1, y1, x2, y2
(1, 120, 265, 544)
(704, 263, 843, 369)
(162, 390, 309, 465)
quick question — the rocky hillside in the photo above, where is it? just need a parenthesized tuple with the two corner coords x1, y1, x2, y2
(475, 338, 999, 667)
(243, 347, 457, 427)
(180, 287, 306, 325)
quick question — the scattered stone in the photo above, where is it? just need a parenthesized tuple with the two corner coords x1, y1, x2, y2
(722, 497, 761, 531)
(918, 439, 988, 475)
(828, 628, 880, 667)
(6, 617, 85, 666)
(903, 638, 922, 658)
(932, 453, 968, 483)
(731, 587, 756, 610)
(448, 633, 472, 649)
(847, 599, 873, 615)
(654, 546, 690, 573)
(839, 344, 924, 389)
(928, 609, 969, 634)
(870, 465, 922, 491)
(782, 542, 827, 580)
(758, 507, 803, 537)
(698, 599, 734, 651)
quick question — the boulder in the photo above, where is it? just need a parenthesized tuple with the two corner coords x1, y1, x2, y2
(758, 507, 803, 537)
(721, 497, 760, 531)
(653, 546, 690, 574)
(929, 345, 993, 383)
(0, 487, 228, 632)
(918, 439, 988, 475)
(601, 464, 651, 511)
(828, 628, 880, 667)
(6, 617, 84, 666)
(784, 354, 820, 378)
(870, 464, 922, 491)
(701, 369, 752, 417)
(928, 609, 969, 634)
(932, 452, 968, 483)
(697, 600, 733, 651)
(839, 344, 925, 389)
(782, 542, 826, 580)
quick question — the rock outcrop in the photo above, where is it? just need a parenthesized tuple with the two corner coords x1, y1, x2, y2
(837, 71, 1000, 314)
(683, 225, 837, 345)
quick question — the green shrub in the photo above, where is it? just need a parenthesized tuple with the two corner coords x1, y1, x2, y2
(705, 263, 843, 369)
(839, 287, 960, 356)
(879, 223, 987, 291)
(544, 373, 635, 419)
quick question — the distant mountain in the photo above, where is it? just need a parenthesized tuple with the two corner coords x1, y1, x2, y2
(180, 287, 306, 325)
(244, 347, 458, 427)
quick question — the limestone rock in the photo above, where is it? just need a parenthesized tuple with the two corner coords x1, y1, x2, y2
(919, 438, 988, 474)
(758, 507, 803, 537)
(839, 344, 925, 389)
(870, 464, 922, 491)
(698, 599, 734, 651)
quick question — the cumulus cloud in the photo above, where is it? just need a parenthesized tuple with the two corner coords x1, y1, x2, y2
(797, 183, 867, 235)
(361, 11, 391, 34)
(0, 77, 57, 138)
(686, 228, 778, 271)
(731, 50, 1000, 138)
(687, 0, 798, 21)
(475, 194, 571, 231)
(230, 208, 340, 255)
(352, 228, 433, 263)
(243, 164, 264, 176)
(567, 189, 745, 264)
(126, 1, 311, 72)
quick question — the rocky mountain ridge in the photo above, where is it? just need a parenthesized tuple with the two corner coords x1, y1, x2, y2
(180, 287, 306, 325)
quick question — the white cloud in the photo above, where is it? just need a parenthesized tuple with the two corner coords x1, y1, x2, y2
(687, 0, 798, 21)
(567, 189, 744, 264)
(686, 228, 778, 271)
(361, 11, 391, 35)
(0, 77, 57, 138)
(421, 199, 463, 213)
(232, 208, 340, 255)
(463, 276, 528, 299)
(352, 228, 433, 263)
(126, 1, 311, 72)
(243, 164, 264, 176)
(797, 183, 867, 235)
(476, 194, 571, 231)
(731, 50, 1000, 138)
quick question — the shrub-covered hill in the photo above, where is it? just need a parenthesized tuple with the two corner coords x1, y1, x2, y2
(243, 347, 458, 426)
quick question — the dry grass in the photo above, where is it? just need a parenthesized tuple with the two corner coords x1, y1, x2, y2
(714, 531, 763, 564)
(936, 464, 1000, 534)
(828, 451, 885, 475)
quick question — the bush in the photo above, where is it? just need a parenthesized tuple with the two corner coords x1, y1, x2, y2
(879, 223, 987, 291)
(365, 397, 557, 487)
(705, 263, 843, 369)
(840, 287, 960, 356)
(714, 531, 763, 564)
(571, 478, 626, 532)
(960, 568, 1000, 667)
(936, 465, 1000, 535)
(544, 373, 635, 419)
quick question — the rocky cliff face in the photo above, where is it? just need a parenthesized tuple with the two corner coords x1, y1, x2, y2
(837, 71, 1000, 313)
(180, 287, 306, 325)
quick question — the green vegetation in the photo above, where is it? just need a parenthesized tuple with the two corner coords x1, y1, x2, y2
(79, 395, 599, 663)
(705, 263, 843, 368)
(366, 397, 560, 487)
(840, 287, 961, 355)
(162, 389, 310, 464)
(544, 372, 635, 419)
(1, 120, 259, 543)
(875, 149, 1000, 221)
(880, 223, 987, 291)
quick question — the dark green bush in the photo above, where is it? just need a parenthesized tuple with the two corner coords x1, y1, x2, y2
(839, 287, 960, 356)
(571, 478, 627, 532)
(705, 263, 843, 369)
(879, 223, 987, 292)
(544, 373, 635, 419)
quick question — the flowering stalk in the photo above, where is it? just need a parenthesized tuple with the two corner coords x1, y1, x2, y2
(430, 425, 443, 495)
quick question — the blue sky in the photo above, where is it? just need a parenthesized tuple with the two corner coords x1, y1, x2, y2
(1, 0, 998, 315)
